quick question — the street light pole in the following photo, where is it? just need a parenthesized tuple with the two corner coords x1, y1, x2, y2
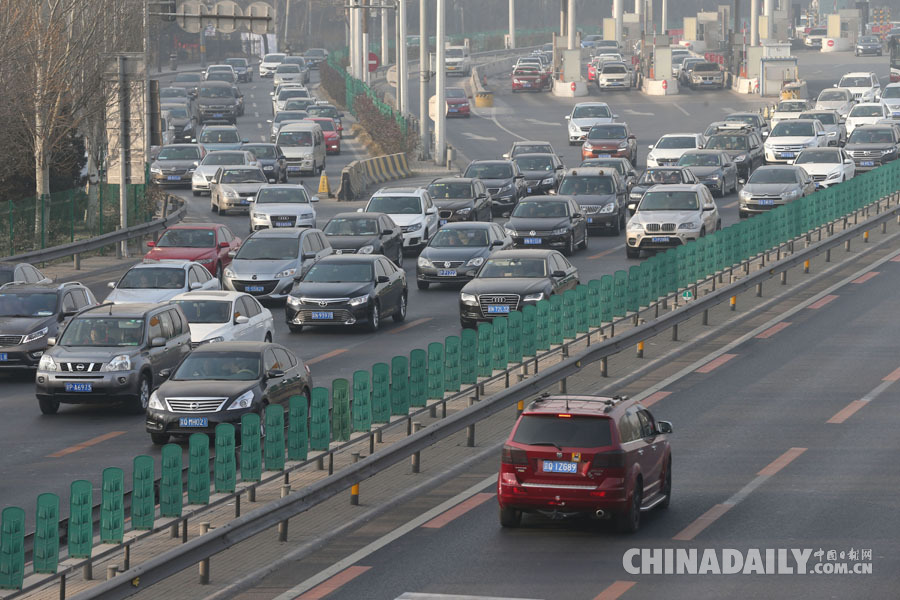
(435, 0, 446, 165)
(419, 0, 429, 159)
(398, 0, 409, 115)
(508, 0, 516, 49)
(381, 6, 389, 66)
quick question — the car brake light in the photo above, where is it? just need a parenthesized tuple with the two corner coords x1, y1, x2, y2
(501, 445, 528, 465)
(557, 413, 572, 418)
(591, 449, 625, 468)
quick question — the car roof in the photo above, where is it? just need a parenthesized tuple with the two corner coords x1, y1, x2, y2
(242, 142, 277, 147)
(318, 254, 381, 264)
(513, 152, 557, 159)
(469, 159, 512, 165)
(773, 119, 819, 125)
(171, 290, 246, 301)
(512, 140, 551, 146)
(435, 221, 493, 230)
(841, 71, 876, 77)
(852, 124, 894, 130)
(647, 183, 705, 192)
(250, 228, 308, 238)
(659, 132, 701, 138)
(564, 167, 619, 176)
(133, 260, 192, 269)
(373, 187, 424, 195)
(280, 122, 320, 131)
(430, 177, 477, 184)
(81, 302, 163, 317)
(852, 102, 885, 107)
(188, 341, 274, 353)
(523, 394, 631, 416)
(161, 143, 202, 148)
(333, 211, 386, 219)
(754, 164, 803, 170)
(0, 282, 72, 293)
(489, 249, 557, 259)
(573, 101, 610, 107)
(682, 149, 725, 154)
(166, 223, 219, 230)
(199, 81, 233, 87)
(519, 195, 572, 202)
(201, 125, 239, 131)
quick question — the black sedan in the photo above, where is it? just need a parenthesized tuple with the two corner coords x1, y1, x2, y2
(416, 222, 512, 289)
(628, 166, 698, 214)
(322, 212, 404, 265)
(512, 153, 565, 194)
(285, 254, 407, 332)
(145, 341, 311, 445)
(426, 177, 493, 223)
(504, 196, 588, 256)
(462, 160, 527, 217)
(241, 143, 287, 184)
(676, 149, 738, 197)
(459, 249, 579, 328)
(578, 156, 638, 194)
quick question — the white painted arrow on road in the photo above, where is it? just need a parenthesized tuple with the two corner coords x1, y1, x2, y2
(462, 132, 498, 141)
(624, 109, 655, 116)
(525, 118, 561, 127)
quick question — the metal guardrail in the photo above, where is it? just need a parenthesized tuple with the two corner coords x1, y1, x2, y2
(68, 190, 900, 599)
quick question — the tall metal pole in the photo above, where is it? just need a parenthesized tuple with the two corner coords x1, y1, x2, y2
(560, 0, 566, 37)
(763, 0, 774, 41)
(661, 0, 668, 34)
(143, 0, 151, 169)
(435, 0, 446, 165)
(307, 0, 312, 39)
(419, 0, 429, 159)
(613, 0, 623, 46)
(567, 0, 576, 49)
(508, 0, 516, 49)
(356, 1, 365, 79)
(118, 55, 129, 258)
(635, 0, 642, 21)
(284, 0, 291, 51)
(381, 6, 389, 66)
(349, 2, 357, 78)
(398, 0, 409, 115)
(750, 0, 759, 46)
(362, 0, 370, 85)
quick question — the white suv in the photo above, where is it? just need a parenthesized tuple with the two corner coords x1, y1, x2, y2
(844, 102, 891, 135)
(625, 183, 720, 258)
(646, 133, 706, 167)
(361, 188, 439, 253)
(764, 119, 827, 164)
(259, 53, 286, 78)
(836, 72, 881, 103)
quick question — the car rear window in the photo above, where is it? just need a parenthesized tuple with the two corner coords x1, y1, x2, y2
(513, 415, 612, 448)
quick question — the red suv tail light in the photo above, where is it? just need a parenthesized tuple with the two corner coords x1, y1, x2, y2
(501, 445, 528, 465)
(591, 449, 625, 468)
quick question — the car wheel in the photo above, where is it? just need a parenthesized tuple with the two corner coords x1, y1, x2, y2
(609, 213, 621, 236)
(211, 198, 218, 212)
(660, 458, 672, 509)
(716, 220, 722, 231)
(699, 227, 706, 238)
(128, 374, 151, 415)
(626, 246, 640, 259)
(38, 396, 60, 415)
(393, 292, 407, 322)
(499, 506, 522, 528)
(461, 318, 476, 329)
(367, 303, 380, 332)
(417, 281, 429, 290)
(288, 324, 303, 333)
(563, 233, 575, 256)
(150, 433, 170, 446)
(618, 477, 642, 533)
(580, 227, 589, 249)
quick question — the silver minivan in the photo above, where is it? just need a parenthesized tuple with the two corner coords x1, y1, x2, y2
(276, 122, 326, 176)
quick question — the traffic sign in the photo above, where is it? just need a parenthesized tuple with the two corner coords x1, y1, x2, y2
(213, 1, 241, 34)
(177, 1, 205, 34)
(826, 39, 835, 47)
(247, 2, 275, 35)
(204, 24, 216, 36)
(368, 51, 380, 72)
(681, 289, 693, 301)
(386, 64, 398, 87)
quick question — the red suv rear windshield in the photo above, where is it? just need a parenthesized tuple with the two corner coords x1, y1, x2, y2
(513, 415, 612, 447)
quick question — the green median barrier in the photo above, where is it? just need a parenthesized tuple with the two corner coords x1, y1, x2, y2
(391, 355, 410, 415)
(474, 322, 492, 377)
(288, 395, 309, 460)
(562, 290, 577, 339)
(507, 310, 523, 363)
(188, 434, 210, 506)
(612, 270, 627, 318)
(132, 455, 156, 530)
(309, 387, 331, 451)
(264, 404, 285, 471)
(574, 284, 588, 333)
(491, 316, 509, 370)
(677, 245, 692, 290)
(160, 444, 184, 516)
(426, 343, 444, 399)
(548, 295, 563, 344)
(214, 425, 236, 494)
(68, 480, 93, 558)
(332, 378, 351, 442)
(460, 329, 478, 383)
(534, 300, 550, 351)
(521, 305, 537, 357)
(240, 413, 262, 482)
(409, 350, 428, 406)
(33, 493, 59, 575)
(599, 275, 613, 322)
(444, 335, 461, 392)
(0, 506, 25, 590)
(372, 362, 391, 422)
(587, 280, 602, 328)
(626, 266, 641, 313)
(351, 371, 372, 431)
(644, 256, 659, 306)
(100, 467, 125, 543)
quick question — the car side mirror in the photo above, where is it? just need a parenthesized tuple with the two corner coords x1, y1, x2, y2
(266, 119, 273, 123)
(647, 145, 653, 149)
(270, 91, 275, 96)
(376, 275, 390, 284)
(381, 229, 394, 235)
(47, 337, 56, 346)
(502, 153, 510, 159)
(311, 195, 319, 203)
(189, 281, 203, 290)
(228, 250, 237, 257)
(555, 164, 563, 170)
(492, 239, 504, 247)
(218, 241, 229, 248)
(703, 205, 715, 211)
(151, 336, 166, 348)
(266, 368, 285, 379)
(193, 160, 200, 166)
(146, 241, 156, 248)
(573, 212, 583, 219)
(159, 368, 171, 379)
(514, 174, 524, 180)
(301, 253, 316, 261)
(657, 420, 674, 434)
(552, 270, 566, 278)
(235, 314, 250, 324)
(426, 207, 437, 214)
(356, 208, 364, 212)
(107, 281, 116, 289)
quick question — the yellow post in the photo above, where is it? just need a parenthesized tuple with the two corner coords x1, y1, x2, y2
(350, 483, 359, 505)
(318, 171, 331, 198)
(730, 296, 737, 311)
(637, 341, 644, 358)
(516, 399, 524, 415)
(864, 231, 869, 243)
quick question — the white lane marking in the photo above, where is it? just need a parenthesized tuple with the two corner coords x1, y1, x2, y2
(719, 106, 737, 113)
(396, 595, 543, 600)
(524, 117, 562, 127)
(253, 111, 260, 118)
(674, 104, 690, 116)
(256, 122, 262, 129)
(462, 132, 498, 141)
(251, 102, 258, 108)
(625, 109, 655, 116)
(269, 475, 497, 600)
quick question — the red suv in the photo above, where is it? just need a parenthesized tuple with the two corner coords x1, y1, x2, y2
(497, 394, 673, 532)
(144, 223, 242, 280)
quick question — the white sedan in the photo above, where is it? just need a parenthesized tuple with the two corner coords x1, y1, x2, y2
(793, 148, 855, 188)
(105, 260, 220, 304)
(170, 290, 274, 346)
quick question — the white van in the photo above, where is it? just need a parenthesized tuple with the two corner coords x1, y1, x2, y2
(276, 121, 326, 176)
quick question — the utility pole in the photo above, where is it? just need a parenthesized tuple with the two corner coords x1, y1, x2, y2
(284, 0, 291, 51)
(661, 0, 668, 34)
(398, 0, 409, 115)
(419, 0, 429, 159)
(362, 0, 370, 85)
(508, 0, 516, 49)
(118, 55, 129, 258)
(349, 1, 357, 78)
(568, 0, 576, 49)
(381, 5, 389, 66)
(763, 0, 774, 41)
(613, 0, 623, 46)
(143, 0, 151, 168)
(751, 0, 759, 45)
(435, 0, 446, 165)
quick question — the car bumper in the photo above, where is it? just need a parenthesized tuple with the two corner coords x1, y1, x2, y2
(417, 264, 480, 283)
(627, 232, 693, 250)
(146, 406, 256, 438)
(250, 215, 316, 231)
(739, 200, 787, 214)
(150, 172, 192, 186)
(582, 148, 629, 160)
(764, 149, 802, 164)
(400, 231, 428, 250)
(569, 131, 590, 143)
(585, 213, 619, 230)
(224, 276, 294, 300)
(510, 233, 569, 249)
(597, 80, 630, 90)
(852, 156, 893, 171)
(285, 301, 369, 326)
(497, 478, 628, 514)
(446, 106, 471, 117)
(219, 197, 253, 213)
(191, 178, 213, 192)
(698, 179, 724, 193)
(523, 181, 555, 195)
(325, 140, 341, 153)
(0, 343, 48, 368)
(511, 82, 542, 92)
(856, 47, 882, 55)
(490, 194, 517, 214)
(35, 370, 142, 404)
(285, 159, 315, 175)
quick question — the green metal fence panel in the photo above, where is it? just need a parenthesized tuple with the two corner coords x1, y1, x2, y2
(548, 294, 563, 345)
(188, 434, 210, 505)
(67, 480, 94, 559)
(587, 280, 602, 327)
(351, 371, 372, 429)
(626, 266, 641, 312)
(288, 395, 310, 460)
(372, 362, 391, 422)
(409, 349, 428, 406)
(574, 285, 589, 333)
(599, 275, 614, 322)
(507, 310, 523, 363)
(521, 304, 537, 357)
(460, 329, 479, 383)
(332, 378, 351, 442)
(491, 316, 509, 370)
(562, 290, 577, 339)
(444, 335, 461, 392)
(131, 455, 156, 530)
(612, 270, 627, 317)
(240, 413, 262, 482)
(0, 507, 25, 590)
(264, 405, 286, 471)
(214, 424, 236, 493)
(100, 467, 125, 544)
(33, 493, 59, 575)
(476, 323, 494, 376)
(309, 387, 331, 450)
(160, 444, 183, 517)
(391, 355, 410, 415)
(535, 300, 550, 350)
(427, 343, 445, 399)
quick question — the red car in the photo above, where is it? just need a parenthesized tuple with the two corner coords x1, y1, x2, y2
(581, 123, 638, 164)
(511, 67, 543, 93)
(445, 87, 471, 117)
(144, 223, 242, 280)
(497, 394, 673, 532)
(587, 59, 601, 82)
(306, 117, 341, 154)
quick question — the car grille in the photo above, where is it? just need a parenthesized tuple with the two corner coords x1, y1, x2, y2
(434, 260, 465, 268)
(400, 225, 420, 233)
(644, 223, 677, 233)
(333, 248, 356, 254)
(233, 280, 279, 294)
(299, 297, 350, 306)
(811, 174, 828, 182)
(852, 92, 864, 100)
(771, 145, 805, 153)
(654, 158, 679, 166)
(205, 175, 215, 181)
(850, 150, 881, 158)
(525, 180, 541, 187)
(205, 105, 231, 111)
(487, 187, 501, 195)
(297, 309, 355, 323)
(163, 168, 186, 175)
(166, 397, 228, 413)
(0, 335, 23, 346)
(285, 158, 305, 167)
(580, 126, 592, 132)
(60, 362, 104, 372)
(238, 191, 256, 197)
(478, 294, 520, 316)
(581, 205, 603, 214)
(271, 215, 296, 226)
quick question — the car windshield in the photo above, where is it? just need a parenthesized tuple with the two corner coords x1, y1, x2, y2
(59, 317, 144, 347)
(278, 89, 309, 101)
(706, 135, 749, 150)
(284, 99, 315, 111)
(848, 128, 895, 143)
(446, 88, 466, 98)
(307, 106, 338, 118)
(277, 130, 313, 146)
(776, 101, 807, 112)
(276, 64, 301, 73)
(638, 169, 685, 185)
(199, 86, 233, 98)
(243, 145, 277, 159)
(678, 153, 721, 166)
(725, 115, 757, 127)
(694, 63, 718, 72)
(160, 88, 186, 97)
(849, 105, 884, 117)
(882, 86, 900, 99)
(118, 267, 185, 289)
(465, 164, 512, 179)
(639, 190, 699, 211)
(479, 258, 547, 278)
(236, 237, 299, 260)
(264, 53, 286, 63)
(173, 352, 261, 381)
(446, 48, 464, 58)
(312, 119, 335, 132)
(323, 218, 377, 236)
(430, 228, 489, 247)
(840, 76, 871, 87)
(558, 175, 615, 195)
(163, 106, 189, 119)
(579, 159, 625, 174)
(770, 122, 815, 137)
(157, 228, 216, 248)
(367, 195, 421, 214)
(588, 125, 627, 139)
(200, 129, 239, 143)
(656, 136, 697, 149)
(512, 201, 569, 218)
(512, 144, 552, 156)
(795, 150, 841, 164)
(175, 73, 202, 82)
(303, 262, 373, 282)
(256, 187, 309, 204)
(225, 58, 247, 67)
(157, 146, 200, 160)
(747, 169, 799, 184)
(202, 152, 245, 166)
(172, 299, 231, 324)
(602, 65, 627, 73)
(275, 111, 308, 123)
(672, 55, 687, 66)
(514, 156, 554, 171)
(306, 49, 326, 57)
(818, 90, 847, 102)
(800, 112, 836, 125)
(513, 415, 612, 448)
(221, 169, 265, 184)
(427, 182, 473, 198)
(860, 36, 880, 43)
(0, 292, 58, 317)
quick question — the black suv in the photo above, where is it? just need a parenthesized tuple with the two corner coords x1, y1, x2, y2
(462, 160, 527, 217)
(557, 167, 627, 235)
(844, 124, 900, 172)
(35, 303, 192, 414)
(0, 282, 97, 370)
(703, 125, 765, 180)
(426, 177, 493, 223)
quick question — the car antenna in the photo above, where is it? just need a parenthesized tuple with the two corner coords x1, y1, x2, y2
(565, 396, 569, 410)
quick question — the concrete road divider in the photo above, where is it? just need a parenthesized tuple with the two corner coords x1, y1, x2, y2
(337, 153, 414, 201)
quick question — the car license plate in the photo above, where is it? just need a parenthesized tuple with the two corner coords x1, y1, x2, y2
(166, 175, 181, 181)
(526, 187, 532, 193)
(524, 82, 531, 87)
(758, 199, 775, 206)
(448, 108, 458, 112)
(179, 417, 208, 428)
(779, 152, 795, 158)
(240, 198, 249, 204)
(311, 311, 333, 320)
(542, 460, 578, 474)
(245, 285, 264, 292)
(65, 382, 92, 392)
(587, 217, 594, 224)
(439, 219, 448, 226)
(651, 236, 670, 243)
(438, 269, 457, 277)
(524, 237, 542, 245)
(274, 221, 293, 227)
(287, 166, 301, 171)
(597, 153, 611, 158)
(487, 305, 510, 314)
(861, 160, 875, 167)
(213, 113, 223, 118)
(0, 353, 7, 361)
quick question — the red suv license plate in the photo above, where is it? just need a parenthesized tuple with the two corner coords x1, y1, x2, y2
(543, 460, 578, 473)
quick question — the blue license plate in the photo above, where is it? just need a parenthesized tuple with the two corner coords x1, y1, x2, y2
(65, 383, 92, 392)
(542, 460, 578, 474)
(861, 160, 875, 167)
(179, 417, 208, 427)
(439, 219, 448, 226)
(0, 353, 6, 361)
(245, 285, 264, 292)
(448, 108, 458, 112)
(526, 187, 532, 193)
(524, 82, 531, 87)
(166, 175, 181, 181)
(779, 152, 795, 158)
(758, 199, 775, 206)
(524, 237, 542, 245)
(213, 113, 223, 118)
(240, 198, 250, 204)
(487, 305, 510, 314)
(587, 217, 594, 223)
(438, 269, 457, 277)
(651, 236, 670, 243)
(597, 153, 611, 158)
(274, 221, 293, 227)
(287, 166, 301, 171)
(311, 311, 333, 320)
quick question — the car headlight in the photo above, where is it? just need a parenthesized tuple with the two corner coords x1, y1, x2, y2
(541, 177, 555, 185)
(678, 221, 700, 230)
(287, 296, 302, 307)
(276, 268, 297, 278)
(150, 167, 162, 175)
(569, 121, 580, 132)
(23, 327, 49, 344)
(882, 148, 895, 154)
(599, 202, 616, 213)
(192, 172, 204, 181)
(263, 165, 274, 171)
(504, 227, 517, 236)
(466, 256, 484, 267)
(618, 141, 628, 149)
(500, 183, 513, 193)
(405, 222, 423, 232)
(826, 170, 843, 180)
(224, 190, 239, 199)
(460, 292, 478, 305)
(358, 245, 374, 254)
(701, 174, 720, 181)
(196, 258, 214, 265)
(734, 154, 748, 162)
(105, 354, 132, 372)
(627, 221, 644, 232)
(227, 389, 255, 410)
(349, 294, 369, 306)
(739, 189, 752, 200)
(583, 142, 594, 150)
(224, 267, 235, 278)
(39, 354, 59, 371)
(781, 189, 801, 200)
(523, 292, 545, 302)
(549, 227, 568, 235)
(148, 390, 166, 411)
(204, 336, 226, 344)
(417, 256, 433, 268)
(646, 154, 656, 163)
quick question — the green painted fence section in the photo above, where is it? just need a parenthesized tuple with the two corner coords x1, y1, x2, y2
(476, 323, 493, 376)
(100, 467, 125, 544)
(409, 349, 428, 406)
(535, 300, 550, 351)
(288, 395, 310, 460)
(131, 455, 155, 530)
(427, 343, 444, 399)
(372, 363, 391, 422)
(491, 316, 509, 370)
(332, 379, 351, 442)
(351, 371, 372, 431)
(264, 405, 285, 472)
(0, 507, 25, 590)
(391, 356, 410, 416)
(444, 335, 461, 392)
(214, 425, 237, 494)
(240, 413, 262, 483)
(67, 480, 93, 559)
(309, 387, 331, 451)
(460, 329, 478, 384)
(521, 305, 537, 357)
(548, 295, 563, 345)
(188, 434, 210, 506)
(159, 445, 183, 518)
(33, 494, 58, 575)
(507, 310, 523, 364)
